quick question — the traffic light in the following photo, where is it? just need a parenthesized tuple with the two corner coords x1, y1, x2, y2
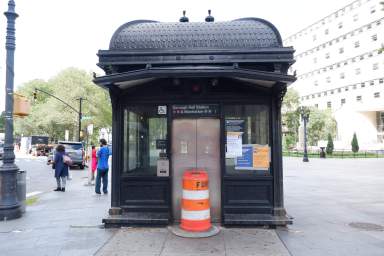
(33, 90, 37, 100)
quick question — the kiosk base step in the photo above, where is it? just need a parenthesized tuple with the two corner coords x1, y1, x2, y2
(223, 214, 293, 226)
(103, 212, 169, 228)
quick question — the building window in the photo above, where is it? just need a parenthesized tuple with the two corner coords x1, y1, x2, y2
(354, 41, 360, 48)
(327, 101, 332, 108)
(374, 92, 380, 98)
(339, 47, 344, 54)
(361, 82, 365, 88)
(355, 68, 361, 75)
(373, 63, 379, 70)
(379, 79, 383, 84)
(224, 105, 270, 175)
(340, 73, 345, 79)
(370, 80, 375, 85)
(341, 98, 346, 105)
(312, 94, 315, 99)
(123, 106, 168, 176)
(338, 22, 343, 29)
(326, 76, 331, 83)
(356, 95, 362, 102)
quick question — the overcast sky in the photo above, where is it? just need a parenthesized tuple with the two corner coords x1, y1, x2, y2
(0, 0, 353, 111)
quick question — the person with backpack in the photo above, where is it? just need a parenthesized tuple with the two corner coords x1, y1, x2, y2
(53, 144, 70, 192)
(95, 139, 110, 194)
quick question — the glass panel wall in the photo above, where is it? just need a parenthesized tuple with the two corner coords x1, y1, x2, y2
(123, 105, 168, 176)
(224, 105, 270, 175)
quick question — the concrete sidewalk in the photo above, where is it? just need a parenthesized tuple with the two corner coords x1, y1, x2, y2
(0, 167, 290, 256)
(1, 157, 383, 255)
(0, 169, 115, 256)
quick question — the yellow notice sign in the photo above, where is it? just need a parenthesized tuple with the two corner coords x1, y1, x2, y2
(252, 145, 270, 170)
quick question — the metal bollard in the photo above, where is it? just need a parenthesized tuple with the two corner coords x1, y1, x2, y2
(17, 170, 26, 213)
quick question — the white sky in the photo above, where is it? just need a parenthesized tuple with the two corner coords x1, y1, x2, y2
(0, 0, 353, 111)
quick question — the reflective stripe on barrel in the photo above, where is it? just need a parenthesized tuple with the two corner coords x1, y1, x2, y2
(180, 169, 211, 232)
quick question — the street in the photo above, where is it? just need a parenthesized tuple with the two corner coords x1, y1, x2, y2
(15, 153, 87, 196)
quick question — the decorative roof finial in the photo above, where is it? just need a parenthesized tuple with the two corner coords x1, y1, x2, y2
(205, 10, 214, 22)
(179, 10, 189, 22)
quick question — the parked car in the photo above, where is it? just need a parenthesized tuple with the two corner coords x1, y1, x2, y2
(0, 142, 4, 160)
(57, 141, 85, 169)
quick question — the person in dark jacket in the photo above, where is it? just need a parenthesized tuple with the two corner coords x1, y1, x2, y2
(53, 144, 69, 192)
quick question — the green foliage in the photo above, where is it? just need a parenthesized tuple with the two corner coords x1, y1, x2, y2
(307, 108, 337, 146)
(351, 133, 359, 153)
(282, 88, 301, 149)
(0, 111, 4, 132)
(326, 133, 334, 154)
(14, 68, 111, 142)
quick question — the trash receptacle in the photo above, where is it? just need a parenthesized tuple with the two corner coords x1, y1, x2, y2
(17, 170, 26, 213)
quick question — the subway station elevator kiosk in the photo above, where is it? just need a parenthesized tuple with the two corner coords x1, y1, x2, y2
(94, 17, 295, 227)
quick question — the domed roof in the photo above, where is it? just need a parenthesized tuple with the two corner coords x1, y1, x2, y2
(109, 18, 283, 51)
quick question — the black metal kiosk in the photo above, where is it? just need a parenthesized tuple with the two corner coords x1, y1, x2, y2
(94, 15, 295, 227)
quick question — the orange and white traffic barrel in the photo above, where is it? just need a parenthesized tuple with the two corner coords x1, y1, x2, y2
(180, 169, 211, 232)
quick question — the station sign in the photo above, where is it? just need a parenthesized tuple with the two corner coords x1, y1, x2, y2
(172, 104, 219, 117)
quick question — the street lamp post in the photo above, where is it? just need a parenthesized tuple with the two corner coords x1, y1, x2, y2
(300, 106, 310, 162)
(0, 0, 22, 220)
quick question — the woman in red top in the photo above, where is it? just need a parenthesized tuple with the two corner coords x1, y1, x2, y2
(91, 145, 98, 181)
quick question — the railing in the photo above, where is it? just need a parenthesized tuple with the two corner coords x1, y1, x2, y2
(283, 149, 384, 158)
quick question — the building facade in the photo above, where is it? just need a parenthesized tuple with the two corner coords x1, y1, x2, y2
(285, 0, 384, 149)
(95, 17, 295, 227)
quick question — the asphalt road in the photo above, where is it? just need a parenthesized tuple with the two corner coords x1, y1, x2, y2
(15, 154, 88, 195)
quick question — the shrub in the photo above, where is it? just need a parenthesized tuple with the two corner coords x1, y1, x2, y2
(351, 133, 359, 153)
(326, 133, 334, 154)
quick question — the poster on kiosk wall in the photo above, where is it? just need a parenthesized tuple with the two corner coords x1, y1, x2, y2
(225, 119, 244, 158)
(235, 144, 270, 171)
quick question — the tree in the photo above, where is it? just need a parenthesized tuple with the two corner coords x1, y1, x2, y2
(14, 68, 112, 142)
(307, 108, 337, 146)
(326, 133, 334, 154)
(351, 133, 359, 153)
(282, 88, 301, 149)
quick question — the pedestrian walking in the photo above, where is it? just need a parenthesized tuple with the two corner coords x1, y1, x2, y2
(53, 144, 69, 192)
(95, 139, 110, 194)
(91, 145, 98, 181)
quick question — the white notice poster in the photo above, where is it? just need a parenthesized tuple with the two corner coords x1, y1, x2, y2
(226, 132, 243, 158)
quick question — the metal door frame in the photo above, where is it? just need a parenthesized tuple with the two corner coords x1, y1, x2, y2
(170, 117, 221, 223)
